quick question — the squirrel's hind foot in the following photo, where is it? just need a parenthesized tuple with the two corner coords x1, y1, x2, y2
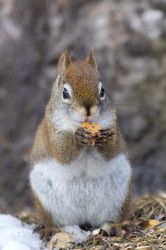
(33, 225, 61, 241)
(93, 221, 138, 238)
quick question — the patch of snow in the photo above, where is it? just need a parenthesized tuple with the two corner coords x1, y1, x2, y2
(0, 214, 45, 250)
(62, 225, 91, 243)
(3, 241, 31, 250)
(0, 215, 22, 228)
(0, 214, 91, 249)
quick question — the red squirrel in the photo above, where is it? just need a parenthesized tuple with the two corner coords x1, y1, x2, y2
(30, 50, 132, 240)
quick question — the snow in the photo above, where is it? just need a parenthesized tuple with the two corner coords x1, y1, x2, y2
(0, 214, 46, 250)
(62, 225, 91, 243)
(0, 214, 91, 250)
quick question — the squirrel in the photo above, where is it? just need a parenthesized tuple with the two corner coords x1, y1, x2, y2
(29, 50, 132, 240)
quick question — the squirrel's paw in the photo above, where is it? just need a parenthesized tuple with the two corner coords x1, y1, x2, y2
(92, 222, 120, 237)
(33, 225, 61, 241)
(92, 227, 108, 237)
(93, 221, 138, 237)
(95, 129, 115, 145)
(75, 127, 92, 145)
(100, 222, 123, 237)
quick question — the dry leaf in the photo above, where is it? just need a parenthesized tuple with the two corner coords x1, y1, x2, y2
(89, 247, 103, 250)
(121, 229, 127, 236)
(47, 232, 75, 249)
(135, 247, 153, 250)
(140, 219, 160, 229)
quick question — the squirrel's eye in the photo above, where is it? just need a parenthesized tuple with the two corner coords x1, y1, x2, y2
(100, 87, 105, 98)
(63, 88, 70, 99)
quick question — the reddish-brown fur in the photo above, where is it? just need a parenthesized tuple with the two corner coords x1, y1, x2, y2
(65, 62, 99, 106)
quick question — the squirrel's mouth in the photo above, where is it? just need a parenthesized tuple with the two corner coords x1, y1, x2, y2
(71, 111, 99, 125)
(73, 117, 94, 125)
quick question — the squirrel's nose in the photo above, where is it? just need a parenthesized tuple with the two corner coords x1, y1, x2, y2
(85, 105, 91, 117)
(86, 109, 91, 117)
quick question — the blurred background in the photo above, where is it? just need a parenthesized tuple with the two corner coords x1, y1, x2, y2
(0, 0, 166, 214)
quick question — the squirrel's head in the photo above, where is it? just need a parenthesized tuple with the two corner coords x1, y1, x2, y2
(49, 50, 113, 131)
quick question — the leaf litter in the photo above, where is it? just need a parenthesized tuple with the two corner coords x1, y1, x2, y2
(16, 193, 166, 249)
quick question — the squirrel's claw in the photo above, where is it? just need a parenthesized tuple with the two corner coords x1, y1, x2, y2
(75, 127, 92, 145)
(95, 129, 115, 145)
(38, 226, 61, 241)
(98, 221, 139, 237)
(33, 225, 61, 241)
(33, 224, 45, 234)
(95, 135, 114, 145)
(99, 129, 115, 136)
(76, 127, 115, 146)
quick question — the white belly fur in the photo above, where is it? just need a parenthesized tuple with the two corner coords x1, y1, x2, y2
(30, 149, 131, 228)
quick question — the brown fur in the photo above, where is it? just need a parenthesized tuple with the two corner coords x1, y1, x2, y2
(31, 117, 83, 165)
(65, 62, 99, 106)
(119, 181, 132, 221)
(33, 191, 54, 227)
(97, 123, 128, 160)
(33, 192, 61, 240)
(96, 108, 128, 160)
(31, 51, 100, 166)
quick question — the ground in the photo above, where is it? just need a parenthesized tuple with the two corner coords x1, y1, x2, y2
(0, 194, 165, 250)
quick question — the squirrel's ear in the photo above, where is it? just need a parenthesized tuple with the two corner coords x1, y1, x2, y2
(58, 51, 71, 74)
(86, 49, 97, 71)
